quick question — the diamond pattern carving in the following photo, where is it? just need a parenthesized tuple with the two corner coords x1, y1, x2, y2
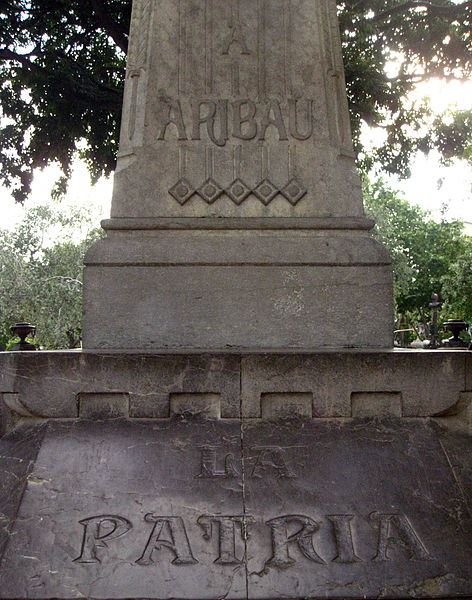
(253, 179, 279, 205)
(281, 178, 307, 205)
(197, 178, 224, 204)
(169, 178, 194, 205)
(226, 179, 251, 205)
(170, 178, 307, 206)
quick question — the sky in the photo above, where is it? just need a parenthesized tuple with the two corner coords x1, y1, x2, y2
(1, 79, 471, 233)
(364, 77, 472, 225)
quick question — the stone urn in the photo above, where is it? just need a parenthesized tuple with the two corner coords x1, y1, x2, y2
(9, 322, 38, 351)
(443, 319, 469, 348)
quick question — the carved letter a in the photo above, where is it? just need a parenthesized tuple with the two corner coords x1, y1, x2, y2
(222, 23, 250, 56)
(136, 515, 198, 566)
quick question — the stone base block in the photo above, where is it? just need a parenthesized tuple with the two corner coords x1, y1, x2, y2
(1, 350, 471, 422)
(82, 227, 393, 350)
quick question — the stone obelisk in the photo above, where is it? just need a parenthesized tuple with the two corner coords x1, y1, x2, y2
(83, 0, 393, 350)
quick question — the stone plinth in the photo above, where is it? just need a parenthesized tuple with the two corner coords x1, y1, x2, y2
(84, 226, 392, 350)
(1, 350, 472, 598)
(82, 0, 393, 350)
(1, 350, 472, 422)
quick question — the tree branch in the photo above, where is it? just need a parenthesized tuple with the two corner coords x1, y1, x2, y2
(371, 0, 472, 23)
(0, 48, 44, 76)
(42, 276, 83, 286)
(89, 0, 128, 53)
(0, 47, 122, 111)
(391, 71, 469, 82)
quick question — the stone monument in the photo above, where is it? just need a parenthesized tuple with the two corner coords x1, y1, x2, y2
(82, 0, 393, 350)
(0, 1, 471, 598)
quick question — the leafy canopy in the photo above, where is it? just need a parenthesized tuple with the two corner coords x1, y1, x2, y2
(0, 0, 471, 202)
(364, 177, 472, 331)
(0, 201, 103, 350)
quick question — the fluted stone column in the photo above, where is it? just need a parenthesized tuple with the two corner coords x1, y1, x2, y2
(83, 0, 393, 350)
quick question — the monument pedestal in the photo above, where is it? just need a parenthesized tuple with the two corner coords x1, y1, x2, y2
(83, 219, 393, 350)
(81, 0, 394, 351)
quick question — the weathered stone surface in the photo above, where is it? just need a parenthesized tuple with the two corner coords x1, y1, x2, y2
(78, 392, 130, 419)
(0, 419, 246, 599)
(81, 0, 394, 351)
(85, 229, 391, 265)
(83, 263, 393, 350)
(112, 0, 359, 219)
(243, 419, 472, 598)
(351, 391, 402, 417)
(0, 424, 47, 559)
(0, 417, 471, 598)
(465, 351, 472, 391)
(437, 427, 472, 503)
(170, 393, 222, 418)
(260, 393, 313, 419)
(0, 351, 470, 424)
(240, 352, 470, 418)
(0, 352, 241, 419)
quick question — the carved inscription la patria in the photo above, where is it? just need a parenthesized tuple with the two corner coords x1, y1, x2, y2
(73, 443, 432, 571)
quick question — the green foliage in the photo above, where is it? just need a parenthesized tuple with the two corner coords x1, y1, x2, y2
(0, 204, 104, 350)
(1, 1, 472, 201)
(441, 243, 472, 321)
(339, 0, 472, 177)
(0, 0, 128, 203)
(364, 177, 472, 331)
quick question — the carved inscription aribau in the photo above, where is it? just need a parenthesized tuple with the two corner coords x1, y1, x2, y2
(157, 99, 313, 145)
(75, 512, 432, 567)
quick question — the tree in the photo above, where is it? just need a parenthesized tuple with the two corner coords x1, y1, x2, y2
(364, 177, 472, 331)
(1, 0, 471, 202)
(0, 203, 103, 350)
(339, 0, 472, 176)
(441, 244, 472, 321)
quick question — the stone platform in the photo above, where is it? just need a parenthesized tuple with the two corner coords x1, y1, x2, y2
(0, 350, 471, 598)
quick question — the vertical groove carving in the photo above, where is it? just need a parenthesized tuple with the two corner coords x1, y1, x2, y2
(125, 0, 153, 143)
(178, 0, 187, 95)
(258, 0, 266, 99)
(317, 0, 353, 152)
(136, 0, 152, 69)
(326, 0, 352, 151)
(205, 0, 214, 94)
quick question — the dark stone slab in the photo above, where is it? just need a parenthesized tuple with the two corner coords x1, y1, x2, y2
(0, 424, 47, 559)
(0, 417, 471, 599)
(437, 428, 472, 515)
(0, 418, 245, 599)
(242, 418, 472, 598)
